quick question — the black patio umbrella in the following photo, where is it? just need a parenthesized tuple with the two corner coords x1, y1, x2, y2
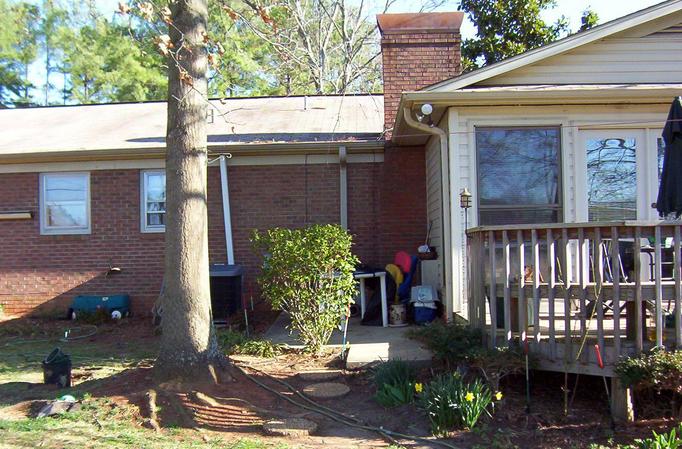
(656, 96, 682, 218)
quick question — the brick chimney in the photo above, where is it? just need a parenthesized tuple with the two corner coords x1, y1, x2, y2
(378, 12, 463, 137)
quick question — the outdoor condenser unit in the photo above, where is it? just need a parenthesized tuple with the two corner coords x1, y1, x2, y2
(209, 263, 244, 322)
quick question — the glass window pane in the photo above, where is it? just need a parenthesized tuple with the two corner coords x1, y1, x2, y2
(476, 127, 562, 225)
(45, 175, 87, 202)
(42, 173, 89, 231)
(479, 208, 560, 226)
(146, 173, 166, 202)
(146, 201, 165, 213)
(477, 128, 561, 206)
(147, 212, 165, 226)
(144, 172, 166, 230)
(47, 202, 87, 227)
(586, 137, 637, 221)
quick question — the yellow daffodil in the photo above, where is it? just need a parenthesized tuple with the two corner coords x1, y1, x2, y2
(465, 392, 475, 402)
(495, 391, 503, 401)
(414, 383, 423, 393)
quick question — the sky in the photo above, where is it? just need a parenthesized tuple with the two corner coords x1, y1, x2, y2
(89, 0, 665, 38)
(29, 0, 667, 104)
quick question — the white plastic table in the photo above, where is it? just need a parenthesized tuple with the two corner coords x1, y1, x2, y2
(353, 270, 388, 327)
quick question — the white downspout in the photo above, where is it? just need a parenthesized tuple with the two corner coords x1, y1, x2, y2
(402, 106, 453, 322)
(219, 155, 235, 265)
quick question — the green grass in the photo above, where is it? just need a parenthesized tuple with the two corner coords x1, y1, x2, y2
(0, 323, 157, 407)
(0, 411, 289, 448)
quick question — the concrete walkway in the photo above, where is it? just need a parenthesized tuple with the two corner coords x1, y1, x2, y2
(264, 313, 433, 369)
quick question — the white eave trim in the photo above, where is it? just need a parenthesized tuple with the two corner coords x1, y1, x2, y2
(425, 0, 682, 92)
(402, 85, 682, 106)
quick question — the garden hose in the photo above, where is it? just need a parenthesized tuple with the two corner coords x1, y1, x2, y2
(3, 325, 98, 346)
(235, 362, 460, 449)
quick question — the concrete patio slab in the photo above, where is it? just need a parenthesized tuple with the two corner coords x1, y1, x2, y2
(264, 313, 433, 369)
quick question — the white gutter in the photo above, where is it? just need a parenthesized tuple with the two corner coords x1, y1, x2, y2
(219, 155, 235, 265)
(339, 145, 348, 229)
(402, 106, 453, 322)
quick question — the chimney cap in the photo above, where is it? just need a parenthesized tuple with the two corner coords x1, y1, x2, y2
(377, 12, 463, 34)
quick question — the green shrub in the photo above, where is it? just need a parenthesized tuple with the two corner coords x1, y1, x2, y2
(217, 329, 284, 358)
(408, 321, 483, 368)
(615, 348, 682, 393)
(418, 373, 495, 435)
(252, 224, 359, 354)
(373, 360, 416, 407)
(633, 424, 682, 449)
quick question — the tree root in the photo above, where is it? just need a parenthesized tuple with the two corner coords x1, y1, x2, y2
(190, 390, 307, 419)
(142, 389, 161, 433)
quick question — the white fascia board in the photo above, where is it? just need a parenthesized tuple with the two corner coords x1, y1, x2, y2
(402, 85, 682, 106)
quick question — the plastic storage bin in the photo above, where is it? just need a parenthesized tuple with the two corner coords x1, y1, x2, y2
(69, 294, 130, 320)
(410, 285, 439, 324)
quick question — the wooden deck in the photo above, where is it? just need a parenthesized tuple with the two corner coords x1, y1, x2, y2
(467, 221, 682, 378)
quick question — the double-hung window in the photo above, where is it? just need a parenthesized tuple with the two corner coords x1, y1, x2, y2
(476, 126, 562, 225)
(40, 172, 91, 235)
(141, 170, 166, 232)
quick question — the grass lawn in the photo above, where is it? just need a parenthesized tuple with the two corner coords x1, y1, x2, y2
(0, 403, 289, 449)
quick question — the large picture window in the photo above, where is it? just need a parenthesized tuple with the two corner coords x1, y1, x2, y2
(40, 172, 90, 235)
(476, 127, 562, 225)
(141, 170, 166, 232)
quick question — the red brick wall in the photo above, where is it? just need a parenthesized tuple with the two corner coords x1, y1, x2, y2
(379, 145, 427, 263)
(0, 170, 164, 316)
(0, 161, 407, 317)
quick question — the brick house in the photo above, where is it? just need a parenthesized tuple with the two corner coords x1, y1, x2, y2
(0, 12, 463, 317)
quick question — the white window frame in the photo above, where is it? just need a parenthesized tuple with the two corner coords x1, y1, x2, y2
(39, 172, 91, 235)
(141, 170, 166, 233)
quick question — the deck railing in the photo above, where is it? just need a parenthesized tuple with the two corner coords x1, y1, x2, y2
(466, 221, 682, 375)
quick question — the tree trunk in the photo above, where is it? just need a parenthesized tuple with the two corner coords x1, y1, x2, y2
(155, 0, 226, 381)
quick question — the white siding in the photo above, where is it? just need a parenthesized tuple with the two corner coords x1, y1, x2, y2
(480, 34, 682, 86)
(423, 119, 446, 292)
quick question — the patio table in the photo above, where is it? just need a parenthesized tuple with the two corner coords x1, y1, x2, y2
(353, 270, 388, 327)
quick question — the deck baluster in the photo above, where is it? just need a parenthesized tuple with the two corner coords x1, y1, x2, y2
(532, 229, 541, 349)
(518, 231, 527, 347)
(562, 228, 572, 359)
(611, 226, 621, 357)
(547, 228, 557, 359)
(489, 230, 497, 348)
(503, 231, 512, 347)
(578, 228, 587, 345)
(595, 227, 606, 358)
(673, 225, 682, 349)
(634, 227, 644, 353)
(654, 226, 664, 347)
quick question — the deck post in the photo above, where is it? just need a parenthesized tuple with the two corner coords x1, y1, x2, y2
(610, 377, 634, 423)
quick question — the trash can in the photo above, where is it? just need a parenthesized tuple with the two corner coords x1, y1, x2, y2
(42, 348, 71, 388)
